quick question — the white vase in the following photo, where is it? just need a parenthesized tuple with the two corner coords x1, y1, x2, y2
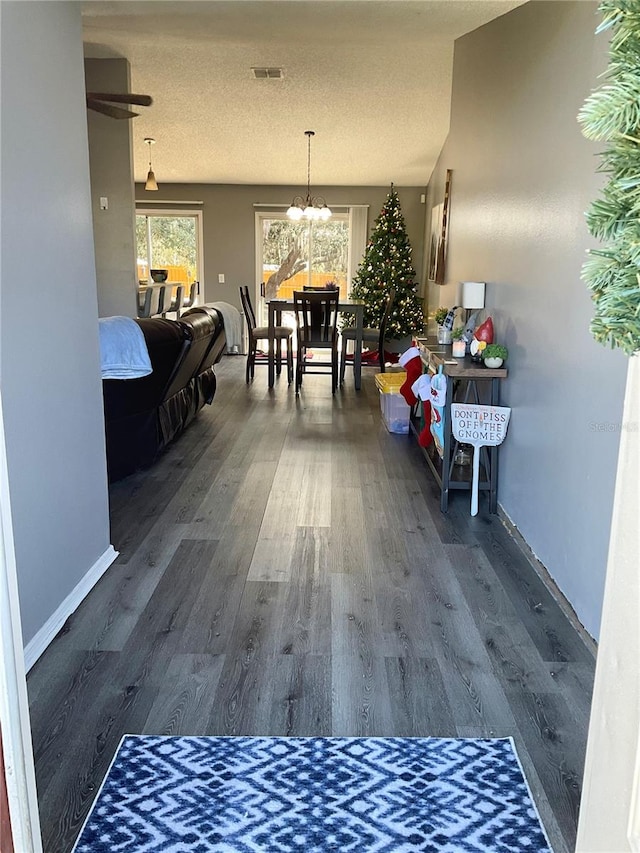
(437, 326, 452, 345)
(484, 356, 503, 369)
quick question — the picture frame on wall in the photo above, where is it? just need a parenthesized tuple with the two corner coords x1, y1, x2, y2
(428, 169, 452, 285)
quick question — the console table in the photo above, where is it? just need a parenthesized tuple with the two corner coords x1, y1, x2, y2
(412, 337, 508, 513)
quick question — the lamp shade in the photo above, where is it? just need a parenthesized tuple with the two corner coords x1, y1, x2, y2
(144, 137, 158, 191)
(145, 169, 158, 191)
(461, 281, 486, 310)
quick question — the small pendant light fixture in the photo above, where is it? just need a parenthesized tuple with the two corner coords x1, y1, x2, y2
(287, 130, 331, 221)
(144, 137, 158, 191)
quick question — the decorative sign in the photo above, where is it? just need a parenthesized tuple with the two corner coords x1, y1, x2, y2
(452, 404, 510, 445)
(451, 404, 512, 516)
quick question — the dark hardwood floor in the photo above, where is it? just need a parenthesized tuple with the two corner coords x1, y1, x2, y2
(27, 355, 595, 853)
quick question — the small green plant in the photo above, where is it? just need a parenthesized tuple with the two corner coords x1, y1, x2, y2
(434, 307, 448, 326)
(451, 327, 464, 340)
(482, 344, 508, 361)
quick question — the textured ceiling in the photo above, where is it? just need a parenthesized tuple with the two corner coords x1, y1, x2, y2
(82, 1, 527, 187)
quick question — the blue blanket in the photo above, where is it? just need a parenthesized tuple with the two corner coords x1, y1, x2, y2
(98, 316, 152, 379)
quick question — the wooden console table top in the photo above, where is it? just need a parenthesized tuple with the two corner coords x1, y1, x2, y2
(416, 336, 508, 379)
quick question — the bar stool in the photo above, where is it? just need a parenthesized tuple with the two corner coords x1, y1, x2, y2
(182, 281, 198, 310)
(163, 285, 184, 319)
(137, 288, 153, 318)
(151, 285, 167, 317)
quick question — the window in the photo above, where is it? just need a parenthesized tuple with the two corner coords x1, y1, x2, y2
(255, 208, 366, 323)
(136, 210, 203, 289)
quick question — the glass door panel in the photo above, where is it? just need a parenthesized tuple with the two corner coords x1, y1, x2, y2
(257, 213, 349, 323)
(308, 218, 349, 294)
(136, 212, 201, 305)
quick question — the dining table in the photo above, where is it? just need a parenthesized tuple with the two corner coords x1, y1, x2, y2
(267, 296, 366, 390)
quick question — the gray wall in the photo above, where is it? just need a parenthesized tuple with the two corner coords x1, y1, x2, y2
(1, 2, 111, 646)
(135, 184, 427, 310)
(428, 1, 627, 639)
(86, 58, 138, 319)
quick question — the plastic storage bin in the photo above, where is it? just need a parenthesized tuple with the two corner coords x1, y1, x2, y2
(374, 372, 410, 434)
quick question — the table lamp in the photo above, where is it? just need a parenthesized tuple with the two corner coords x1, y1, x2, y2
(461, 281, 486, 313)
(461, 280, 485, 325)
(460, 281, 486, 354)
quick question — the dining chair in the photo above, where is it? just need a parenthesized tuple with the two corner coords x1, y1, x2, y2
(340, 288, 395, 385)
(293, 289, 340, 395)
(239, 285, 293, 384)
(302, 285, 339, 291)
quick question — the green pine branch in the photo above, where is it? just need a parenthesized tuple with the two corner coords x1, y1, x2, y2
(578, 0, 640, 354)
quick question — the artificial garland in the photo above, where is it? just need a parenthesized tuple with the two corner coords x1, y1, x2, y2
(578, 0, 640, 355)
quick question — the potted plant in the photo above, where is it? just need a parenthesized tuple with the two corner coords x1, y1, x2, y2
(434, 307, 452, 344)
(451, 327, 466, 357)
(482, 343, 508, 368)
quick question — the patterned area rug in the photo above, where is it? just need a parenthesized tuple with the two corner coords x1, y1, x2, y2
(72, 736, 552, 852)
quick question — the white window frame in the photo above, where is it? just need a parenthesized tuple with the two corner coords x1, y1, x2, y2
(135, 208, 205, 292)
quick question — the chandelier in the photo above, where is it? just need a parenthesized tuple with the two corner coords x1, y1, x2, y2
(287, 131, 332, 221)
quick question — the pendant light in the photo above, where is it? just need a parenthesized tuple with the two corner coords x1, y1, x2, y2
(287, 131, 331, 221)
(144, 137, 158, 191)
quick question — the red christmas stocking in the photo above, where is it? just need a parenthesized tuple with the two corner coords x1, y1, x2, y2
(399, 346, 422, 406)
(418, 400, 433, 447)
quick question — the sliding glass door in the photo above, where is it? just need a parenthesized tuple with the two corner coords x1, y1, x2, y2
(255, 212, 350, 322)
(136, 209, 203, 303)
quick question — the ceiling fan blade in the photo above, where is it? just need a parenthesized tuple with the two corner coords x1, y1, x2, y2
(87, 92, 153, 107)
(87, 99, 140, 120)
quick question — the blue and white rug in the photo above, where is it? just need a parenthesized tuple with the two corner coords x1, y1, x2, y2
(72, 736, 552, 852)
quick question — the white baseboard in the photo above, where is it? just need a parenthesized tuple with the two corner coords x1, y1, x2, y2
(23, 544, 119, 672)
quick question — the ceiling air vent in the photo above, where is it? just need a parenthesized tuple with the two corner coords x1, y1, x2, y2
(252, 67, 284, 79)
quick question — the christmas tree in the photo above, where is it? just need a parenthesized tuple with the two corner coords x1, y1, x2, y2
(349, 186, 423, 340)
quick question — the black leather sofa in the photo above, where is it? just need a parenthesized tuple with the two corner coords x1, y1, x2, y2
(102, 306, 226, 482)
